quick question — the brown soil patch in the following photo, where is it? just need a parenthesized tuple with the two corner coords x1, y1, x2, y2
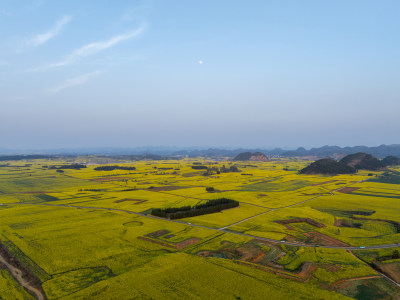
(321, 264, 342, 272)
(275, 218, 326, 230)
(303, 232, 350, 247)
(336, 187, 360, 193)
(147, 186, 187, 192)
(330, 275, 381, 288)
(250, 252, 265, 263)
(283, 235, 303, 243)
(297, 262, 318, 282)
(312, 180, 338, 186)
(373, 262, 400, 283)
(257, 194, 267, 198)
(221, 241, 234, 246)
(334, 218, 359, 228)
(175, 238, 201, 250)
(114, 198, 147, 204)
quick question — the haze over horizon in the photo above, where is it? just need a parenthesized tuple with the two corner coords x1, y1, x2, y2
(1, 1, 399, 149)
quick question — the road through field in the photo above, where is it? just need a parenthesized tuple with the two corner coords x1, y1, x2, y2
(2, 200, 400, 251)
(219, 194, 322, 230)
(0, 251, 45, 300)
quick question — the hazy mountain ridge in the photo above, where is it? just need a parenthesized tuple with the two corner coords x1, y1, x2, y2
(282, 144, 400, 158)
(1, 144, 400, 158)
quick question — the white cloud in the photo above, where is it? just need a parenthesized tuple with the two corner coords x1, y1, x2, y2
(45, 71, 102, 94)
(36, 24, 146, 71)
(28, 15, 72, 47)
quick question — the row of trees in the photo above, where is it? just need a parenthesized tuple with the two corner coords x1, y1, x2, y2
(151, 198, 239, 219)
(49, 164, 86, 170)
(94, 165, 136, 171)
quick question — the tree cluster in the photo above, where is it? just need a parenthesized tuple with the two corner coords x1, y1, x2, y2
(49, 164, 86, 170)
(202, 165, 241, 176)
(94, 165, 136, 171)
(151, 198, 239, 219)
(191, 165, 208, 170)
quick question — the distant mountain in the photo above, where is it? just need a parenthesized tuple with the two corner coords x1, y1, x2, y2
(381, 156, 400, 167)
(299, 159, 355, 175)
(339, 152, 384, 171)
(233, 152, 269, 162)
(172, 148, 284, 158)
(0, 154, 53, 161)
(282, 144, 400, 158)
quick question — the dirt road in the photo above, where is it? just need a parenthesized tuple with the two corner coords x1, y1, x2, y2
(0, 253, 45, 300)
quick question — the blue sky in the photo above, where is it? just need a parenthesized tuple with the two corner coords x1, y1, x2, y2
(1, 0, 399, 149)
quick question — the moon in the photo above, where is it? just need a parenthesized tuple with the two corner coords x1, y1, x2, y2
(198, 60, 203, 64)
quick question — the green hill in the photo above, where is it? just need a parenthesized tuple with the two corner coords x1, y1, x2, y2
(339, 152, 384, 171)
(299, 158, 355, 175)
(381, 155, 400, 167)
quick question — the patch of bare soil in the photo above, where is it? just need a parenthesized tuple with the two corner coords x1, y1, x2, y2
(330, 275, 381, 288)
(114, 198, 147, 204)
(275, 218, 326, 230)
(283, 234, 303, 243)
(257, 194, 267, 198)
(147, 186, 187, 192)
(303, 231, 350, 247)
(337, 187, 360, 193)
(373, 262, 400, 284)
(175, 238, 201, 250)
(321, 264, 342, 272)
(311, 180, 338, 186)
(334, 218, 360, 228)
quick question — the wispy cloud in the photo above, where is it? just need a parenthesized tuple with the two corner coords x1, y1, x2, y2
(28, 15, 72, 47)
(35, 24, 145, 71)
(45, 71, 102, 94)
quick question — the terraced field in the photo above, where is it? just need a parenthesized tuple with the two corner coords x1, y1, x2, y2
(0, 158, 399, 299)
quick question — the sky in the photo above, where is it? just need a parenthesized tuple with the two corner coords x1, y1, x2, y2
(1, 0, 399, 149)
